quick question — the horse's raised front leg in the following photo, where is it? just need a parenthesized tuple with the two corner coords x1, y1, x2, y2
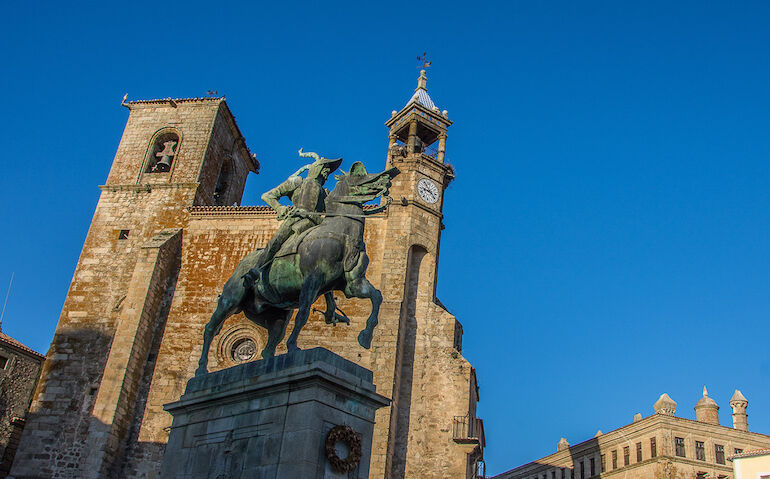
(285, 268, 324, 353)
(344, 277, 382, 349)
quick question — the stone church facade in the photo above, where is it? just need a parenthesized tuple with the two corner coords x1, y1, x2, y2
(11, 72, 484, 478)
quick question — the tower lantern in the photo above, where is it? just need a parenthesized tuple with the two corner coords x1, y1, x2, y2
(386, 69, 452, 164)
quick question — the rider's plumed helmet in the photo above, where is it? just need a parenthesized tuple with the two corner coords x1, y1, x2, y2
(298, 149, 343, 180)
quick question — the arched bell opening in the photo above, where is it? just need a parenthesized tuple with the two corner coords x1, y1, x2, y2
(213, 156, 234, 206)
(144, 129, 181, 174)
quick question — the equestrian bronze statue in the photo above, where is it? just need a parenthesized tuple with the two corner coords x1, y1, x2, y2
(196, 153, 399, 376)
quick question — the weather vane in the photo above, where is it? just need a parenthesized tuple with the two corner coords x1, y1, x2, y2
(417, 52, 432, 70)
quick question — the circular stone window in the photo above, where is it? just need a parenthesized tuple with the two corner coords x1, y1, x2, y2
(231, 338, 257, 363)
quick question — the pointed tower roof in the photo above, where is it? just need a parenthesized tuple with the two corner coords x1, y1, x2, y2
(407, 70, 438, 111)
(387, 70, 451, 135)
(730, 389, 748, 404)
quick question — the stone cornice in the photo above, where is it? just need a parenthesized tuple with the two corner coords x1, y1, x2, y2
(124, 97, 223, 108)
(188, 205, 276, 218)
(396, 198, 444, 219)
(389, 154, 453, 180)
(188, 204, 382, 219)
(657, 414, 770, 440)
(386, 101, 452, 129)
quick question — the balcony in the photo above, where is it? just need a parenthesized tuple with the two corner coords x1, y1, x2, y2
(422, 143, 439, 160)
(389, 139, 441, 162)
(453, 415, 485, 448)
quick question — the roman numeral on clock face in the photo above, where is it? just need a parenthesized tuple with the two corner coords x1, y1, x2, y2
(417, 178, 439, 204)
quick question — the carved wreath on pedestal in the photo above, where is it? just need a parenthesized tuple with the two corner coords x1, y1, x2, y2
(325, 425, 362, 473)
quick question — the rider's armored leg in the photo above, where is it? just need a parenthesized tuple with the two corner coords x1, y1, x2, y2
(242, 221, 295, 286)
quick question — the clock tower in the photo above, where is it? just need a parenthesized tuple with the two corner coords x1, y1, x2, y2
(385, 68, 454, 217)
(369, 70, 482, 479)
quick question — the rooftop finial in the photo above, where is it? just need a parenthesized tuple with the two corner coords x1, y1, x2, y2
(416, 69, 428, 91)
(703, 386, 708, 397)
(415, 52, 431, 92)
(730, 389, 748, 404)
(557, 437, 570, 451)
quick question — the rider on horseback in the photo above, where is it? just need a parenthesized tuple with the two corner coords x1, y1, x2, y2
(242, 149, 343, 287)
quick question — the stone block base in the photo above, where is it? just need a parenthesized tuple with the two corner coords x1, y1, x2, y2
(161, 348, 390, 479)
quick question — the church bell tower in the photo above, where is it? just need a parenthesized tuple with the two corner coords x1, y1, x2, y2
(385, 69, 454, 219)
(10, 96, 258, 479)
(370, 71, 483, 479)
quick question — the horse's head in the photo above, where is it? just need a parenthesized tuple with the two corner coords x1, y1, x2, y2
(328, 162, 400, 210)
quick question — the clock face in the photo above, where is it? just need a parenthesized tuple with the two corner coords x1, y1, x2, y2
(417, 178, 439, 204)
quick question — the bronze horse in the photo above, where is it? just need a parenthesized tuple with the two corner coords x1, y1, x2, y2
(195, 162, 399, 376)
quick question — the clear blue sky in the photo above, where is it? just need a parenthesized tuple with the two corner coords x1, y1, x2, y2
(2, 1, 770, 475)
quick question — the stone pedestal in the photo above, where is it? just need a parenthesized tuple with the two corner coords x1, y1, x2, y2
(160, 348, 390, 479)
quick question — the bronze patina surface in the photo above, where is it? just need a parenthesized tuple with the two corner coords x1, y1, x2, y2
(196, 152, 398, 376)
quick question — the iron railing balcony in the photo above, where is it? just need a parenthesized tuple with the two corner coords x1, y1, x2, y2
(452, 415, 485, 448)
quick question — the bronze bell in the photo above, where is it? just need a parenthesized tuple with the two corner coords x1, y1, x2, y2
(154, 156, 172, 172)
(154, 141, 177, 172)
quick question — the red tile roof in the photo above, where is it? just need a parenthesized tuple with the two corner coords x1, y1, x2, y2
(0, 332, 46, 359)
(729, 448, 770, 460)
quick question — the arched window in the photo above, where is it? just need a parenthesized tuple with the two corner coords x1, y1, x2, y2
(214, 156, 234, 205)
(145, 130, 180, 173)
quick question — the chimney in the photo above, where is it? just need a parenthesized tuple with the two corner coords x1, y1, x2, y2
(730, 390, 748, 431)
(694, 386, 720, 425)
(653, 393, 677, 415)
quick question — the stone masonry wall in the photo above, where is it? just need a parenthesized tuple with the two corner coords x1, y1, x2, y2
(0, 344, 43, 478)
(123, 199, 477, 478)
(194, 105, 252, 207)
(82, 229, 182, 478)
(10, 186, 197, 479)
(10, 99, 252, 479)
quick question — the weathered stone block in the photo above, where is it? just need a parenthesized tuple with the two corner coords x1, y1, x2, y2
(160, 348, 389, 479)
